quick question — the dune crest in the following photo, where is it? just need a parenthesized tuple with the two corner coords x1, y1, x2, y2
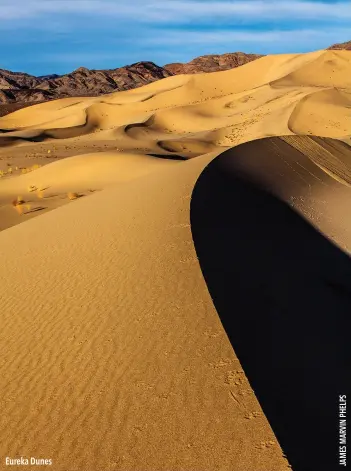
(191, 136, 351, 471)
(0, 50, 349, 150)
(0, 49, 351, 470)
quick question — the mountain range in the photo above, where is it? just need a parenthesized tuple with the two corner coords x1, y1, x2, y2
(328, 40, 351, 50)
(0, 41, 348, 114)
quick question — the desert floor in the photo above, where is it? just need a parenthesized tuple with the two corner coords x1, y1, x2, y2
(0, 49, 350, 471)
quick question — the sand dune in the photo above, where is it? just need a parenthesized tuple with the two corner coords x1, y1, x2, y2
(0, 50, 350, 152)
(271, 50, 351, 89)
(191, 136, 351, 471)
(0, 151, 180, 230)
(0, 50, 351, 471)
(288, 88, 351, 136)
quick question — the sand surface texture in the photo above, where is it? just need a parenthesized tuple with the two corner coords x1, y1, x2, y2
(0, 50, 350, 471)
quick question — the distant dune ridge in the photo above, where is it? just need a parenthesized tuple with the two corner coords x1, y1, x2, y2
(0, 38, 349, 110)
(0, 53, 261, 106)
(0, 48, 350, 470)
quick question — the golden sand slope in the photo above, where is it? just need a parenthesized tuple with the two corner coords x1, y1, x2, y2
(0, 49, 349, 234)
(0, 50, 350, 154)
(0, 135, 350, 471)
(0, 50, 350, 471)
(0, 152, 180, 231)
(0, 149, 292, 471)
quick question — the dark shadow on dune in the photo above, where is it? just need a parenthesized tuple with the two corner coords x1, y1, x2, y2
(139, 94, 156, 102)
(157, 139, 213, 157)
(0, 112, 100, 145)
(0, 131, 68, 146)
(147, 153, 187, 161)
(24, 206, 47, 214)
(157, 140, 182, 153)
(37, 114, 98, 140)
(190, 137, 351, 471)
(124, 123, 146, 134)
(0, 136, 24, 147)
(60, 101, 82, 109)
(124, 116, 155, 135)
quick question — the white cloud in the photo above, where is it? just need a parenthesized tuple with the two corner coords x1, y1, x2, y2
(0, 0, 350, 22)
(144, 28, 351, 47)
(33, 28, 348, 69)
(141, 0, 351, 22)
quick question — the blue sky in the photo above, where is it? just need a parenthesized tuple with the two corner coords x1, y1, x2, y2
(0, 0, 350, 76)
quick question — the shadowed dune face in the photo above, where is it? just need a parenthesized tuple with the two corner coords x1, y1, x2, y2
(191, 136, 351, 471)
(157, 139, 216, 156)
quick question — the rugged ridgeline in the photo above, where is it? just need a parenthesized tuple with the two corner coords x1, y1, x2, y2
(0, 42, 349, 114)
(328, 40, 351, 50)
(0, 62, 172, 105)
(164, 52, 262, 74)
(0, 52, 262, 113)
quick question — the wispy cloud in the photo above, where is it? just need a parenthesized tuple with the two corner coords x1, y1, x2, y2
(0, 1, 349, 75)
(132, 0, 351, 22)
(0, 0, 350, 23)
(144, 28, 350, 46)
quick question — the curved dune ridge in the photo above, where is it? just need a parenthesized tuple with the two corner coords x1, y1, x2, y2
(0, 136, 351, 471)
(0, 50, 350, 471)
(0, 135, 350, 471)
(191, 135, 351, 471)
(0, 50, 350, 150)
